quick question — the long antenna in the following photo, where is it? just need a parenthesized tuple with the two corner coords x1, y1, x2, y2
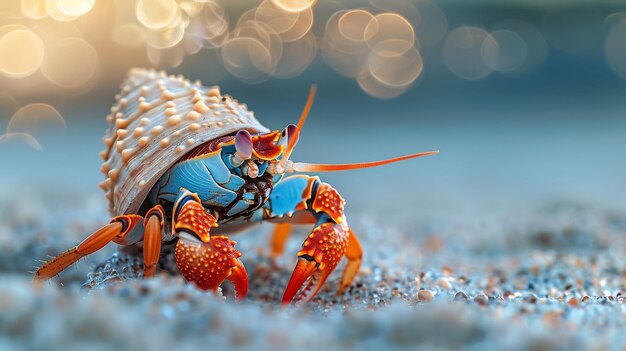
(280, 85, 317, 169)
(291, 151, 439, 172)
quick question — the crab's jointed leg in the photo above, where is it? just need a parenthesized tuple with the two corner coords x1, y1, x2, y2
(34, 204, 165, 280)
(270, 223, 292, 259)
(142, 205, 165, 278)
(264, 175, 363, 304)
(172, 188, 249, 298)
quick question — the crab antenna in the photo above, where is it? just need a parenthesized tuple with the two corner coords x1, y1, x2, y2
(290, 150, 439, 173)
(280, 85, 317, 168)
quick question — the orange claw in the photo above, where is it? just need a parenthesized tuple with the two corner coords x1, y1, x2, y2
(281, 222, 349, 304)
(175, 234, 248, 299)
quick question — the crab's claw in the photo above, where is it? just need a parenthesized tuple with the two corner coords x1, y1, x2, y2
(175, 234, 249, 299)
(281, 222, 349, 304)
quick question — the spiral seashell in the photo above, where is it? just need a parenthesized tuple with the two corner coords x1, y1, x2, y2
(100, 68, 269, 216)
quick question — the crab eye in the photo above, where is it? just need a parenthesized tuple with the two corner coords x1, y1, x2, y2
(280, 124, 297, 147)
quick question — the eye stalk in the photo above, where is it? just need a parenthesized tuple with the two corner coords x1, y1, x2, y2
(232, 130, 253, 167)
(279, 124, 298, 149)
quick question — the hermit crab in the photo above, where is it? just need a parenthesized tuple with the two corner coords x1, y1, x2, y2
(35, 69, 437, 304)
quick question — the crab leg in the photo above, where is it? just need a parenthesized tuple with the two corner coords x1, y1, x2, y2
(270, 223, 292, 259)
(142, 205, 165, 278)
(339, 228, 363, 294)
(172, 188, 249, 298)
(35, 214, 143, 280)
(264, 175, 363, 304)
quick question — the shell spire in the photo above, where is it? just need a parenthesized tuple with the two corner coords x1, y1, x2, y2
(100, 69, 269, 216)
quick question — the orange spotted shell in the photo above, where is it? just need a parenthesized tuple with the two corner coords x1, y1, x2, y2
(99, 69, 270, 216)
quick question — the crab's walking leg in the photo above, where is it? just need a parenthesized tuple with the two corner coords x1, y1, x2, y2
(172, 189, 249, 298)
(264, 175, 363, 304)
(270, 223, 292, 259)
(142, 205, 165, 278)
(339, 228, 363, 294)
(35, 214, 144, 280)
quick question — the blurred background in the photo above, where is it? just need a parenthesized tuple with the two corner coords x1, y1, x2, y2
(2, 4, 626, 349)
(1, 0, 626, 217)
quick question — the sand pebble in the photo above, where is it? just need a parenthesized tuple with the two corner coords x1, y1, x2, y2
(474, 294, 488, 306)
(523, 294, 538, 304)
(417, 289, 434, 301)
(436, 277, 452, 290)
(453, 291, 468, 302)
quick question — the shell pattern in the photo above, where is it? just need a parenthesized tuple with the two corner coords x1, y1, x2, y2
(100, 69, 270, 216)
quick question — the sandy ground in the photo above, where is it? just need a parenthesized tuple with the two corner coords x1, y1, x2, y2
(1, 191, 625, 351)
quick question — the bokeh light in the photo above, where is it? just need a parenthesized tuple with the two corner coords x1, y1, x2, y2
(56, 0, 95, 17)
(256, 0, 300, 37)
(444, 26, 492, 81)
(270, 0, 316, 13)
(357, 72, 410, 99)
(21, 0, 47, 19)
(368, 46, 423, 87)
(0, 132, 42, 151)
(189, 1, 228, 48)
(0, 29, 45, 78)
(145, 17, 186, 49)
(275, 5, 313, 42)
(222, 37, 273, 84)
(364, 13, 415, 56)
(7, 103, 66, 138)
(481, 30, 528, 73)
(45, 0, 79, 22)
(492, 19, 547, 77)
(273, 32, 317, 78)
(111, 23, 146, 47)
(413, 0, 447, 48)
(41, 37, 98, 89)
(4, 0, 626, 113)
(338, 9, 374, 43)
(604, 18, 626, 80)
(136, 0, 179, 30)
(321, 8, 422, 97)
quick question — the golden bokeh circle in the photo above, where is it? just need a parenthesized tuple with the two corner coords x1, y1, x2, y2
(367, 45, 423, 87)
(41, 37, 98, 88)
(364, 13, 415, 56)
(278, 6, 313, 42)
(136, 0, 179, 30)
(0, 29, 45, 78)
(255, 0, 300, 36)
(357, 72, 410, 99)
(56, 0, 95, 17)
(222, 36, 273, 83)
(21, 0, 47, 19)
(270, 0, 316, 13)
(45, 0, 79, 22)
(111, 23, 146, 48)
(338, 9, 374, 42)
(274, 31, 316, 78)
(145, 16, 186, 49)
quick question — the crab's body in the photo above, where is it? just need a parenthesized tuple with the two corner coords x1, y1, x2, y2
(148, 138, 276, 227)
(35, 69, 437, 303)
